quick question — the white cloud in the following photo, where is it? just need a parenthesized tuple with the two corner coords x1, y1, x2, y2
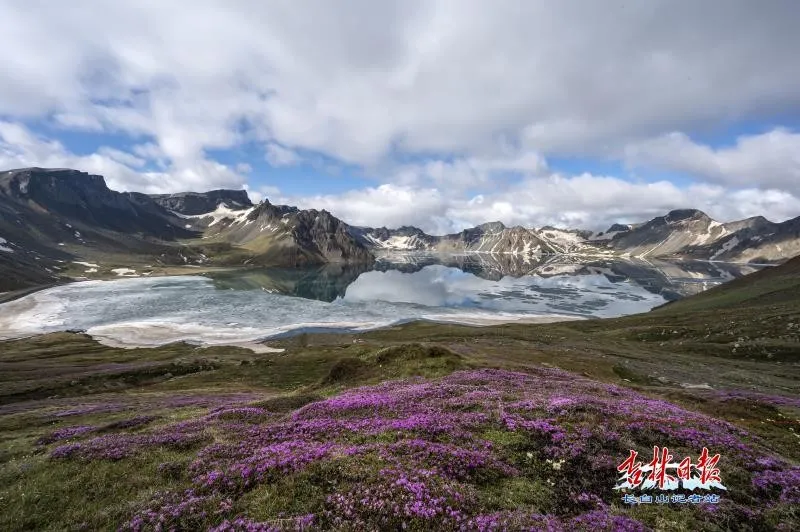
(391, 151, 549, 191)
(2, 119, 799, 232)
(97, 147, 146, 168)
(0, 1, 799, 230)
(286, 174, 800, 234)
(1, 1, 799, 167)
(291, 183, 452, 233)
(624, 129, 800, 192)
(265, 143, 301, 167)
(52, 112, 104, 132)
(244, 184, 282, 204)
(0, 121, 245, 194)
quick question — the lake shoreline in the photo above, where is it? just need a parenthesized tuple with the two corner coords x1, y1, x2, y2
(0, 264, 246, 305)
(0, 257, 762, 351)
(2, 257, 797, 531)
(0, 282, 65, 305)
(0, 255, 769, 305)
(0, 313, 587, 353)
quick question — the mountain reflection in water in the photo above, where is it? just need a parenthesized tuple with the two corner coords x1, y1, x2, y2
(204, 253, 762, 304)
(0, 253, 765, 348)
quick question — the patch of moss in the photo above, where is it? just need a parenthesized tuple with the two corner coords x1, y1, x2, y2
(476, 477, 553, 513)
(250, 393, 323, 413)
(320, 357, 372, 385)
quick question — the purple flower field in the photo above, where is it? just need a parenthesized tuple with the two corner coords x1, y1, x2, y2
(710, 390, 800, 410)
(41, 367, 799, 531)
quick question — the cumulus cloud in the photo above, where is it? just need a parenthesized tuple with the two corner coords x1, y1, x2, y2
(624, 129, 800, 192)
(1, 1, 799, 228)
(291, 184, 452, 233)
(1, 1, 799, 166)
(3, 119, 799, 230)
(391, 151, 549, 192)
(265, 143, 301, 167)
(244, 184, 283, 205)
(0, 121, 246, 194)
(284, 174, 800, 234)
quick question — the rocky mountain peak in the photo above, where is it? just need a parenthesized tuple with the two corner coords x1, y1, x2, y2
(0, 167, 154, 225)
(149, 189, 252, 215)
(288, 209, 373, 263)
(395, 225, 427, 236)
(722, 215, 775, 234)
(664, 209, 711, 223)
(0, 167, 196, 250)
(605, 223, 632, 233)
(1, 167, 111, 200)
(243, 200, 298, 221)
(475, 221, 507, 233)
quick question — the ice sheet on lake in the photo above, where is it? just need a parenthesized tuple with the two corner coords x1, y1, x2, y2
(0, 266, 667, 348)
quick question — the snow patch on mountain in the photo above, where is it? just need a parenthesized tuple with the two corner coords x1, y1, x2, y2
(71, 262, 100, 273)
(535, 227, 590, 253)
(188, 203, 256, 227)
(692, 221, 729, 246)
(0, 236, 13, 253)
(711, 237, 741, 260)
(589, 230, 623, 241)
(536, 263, 585, 276)
(366, 234, 429, 250)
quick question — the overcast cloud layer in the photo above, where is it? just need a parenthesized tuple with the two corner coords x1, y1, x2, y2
(2, 0, 800, 232)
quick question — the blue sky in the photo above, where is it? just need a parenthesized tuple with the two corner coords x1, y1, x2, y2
(1, 1, 800, 233)
(28, 121, 726, 196)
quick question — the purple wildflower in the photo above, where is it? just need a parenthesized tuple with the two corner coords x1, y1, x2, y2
(36, 425, 95, 445)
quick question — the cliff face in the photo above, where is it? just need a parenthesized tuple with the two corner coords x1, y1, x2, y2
(291, 209, 374, 263)
(352, 208, 800, 265)
(606, 209, 728, 257)
(355, 221, 589, 256)
(1, 166, 798, 293)
(197, 200, 374, 266)
(149, 190, 252, 215)
(0, 167, 190, 239)
(0, 168, 373, 290)
(0, 168, 194, 290)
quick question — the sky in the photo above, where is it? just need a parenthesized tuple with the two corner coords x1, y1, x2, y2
(1, 1, 800, 234)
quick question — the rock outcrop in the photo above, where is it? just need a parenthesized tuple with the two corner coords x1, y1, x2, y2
(0, 168, 373, 289)
(197, 200, 374, 266)
(149, 190, 252, 215)
(0, 166, 798, 292)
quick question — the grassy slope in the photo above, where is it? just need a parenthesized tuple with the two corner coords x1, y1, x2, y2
(0, 261, 797, 530)
(651, 256, 800, 313)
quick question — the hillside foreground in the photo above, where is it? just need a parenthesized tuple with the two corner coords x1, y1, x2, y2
(0, 259, 799, 530)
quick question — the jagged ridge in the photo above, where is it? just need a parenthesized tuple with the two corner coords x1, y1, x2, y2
(0, 168, 373, 290)
(1, 167, 799, 294)
(354, 209, 800, 264)
(150, 190, 252, 215)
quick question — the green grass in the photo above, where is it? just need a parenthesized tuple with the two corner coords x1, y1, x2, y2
(0, 450, 189, 531)
(0, 259, 798, 530)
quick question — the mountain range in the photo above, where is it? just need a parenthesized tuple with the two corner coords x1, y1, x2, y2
(354, 209, 800, 263)
(1, 167, 798, 292)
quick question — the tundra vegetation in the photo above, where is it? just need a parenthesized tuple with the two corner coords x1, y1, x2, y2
(0, 258, 799, 531)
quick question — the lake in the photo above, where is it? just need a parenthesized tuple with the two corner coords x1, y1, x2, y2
(0, 253, 761, 348)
